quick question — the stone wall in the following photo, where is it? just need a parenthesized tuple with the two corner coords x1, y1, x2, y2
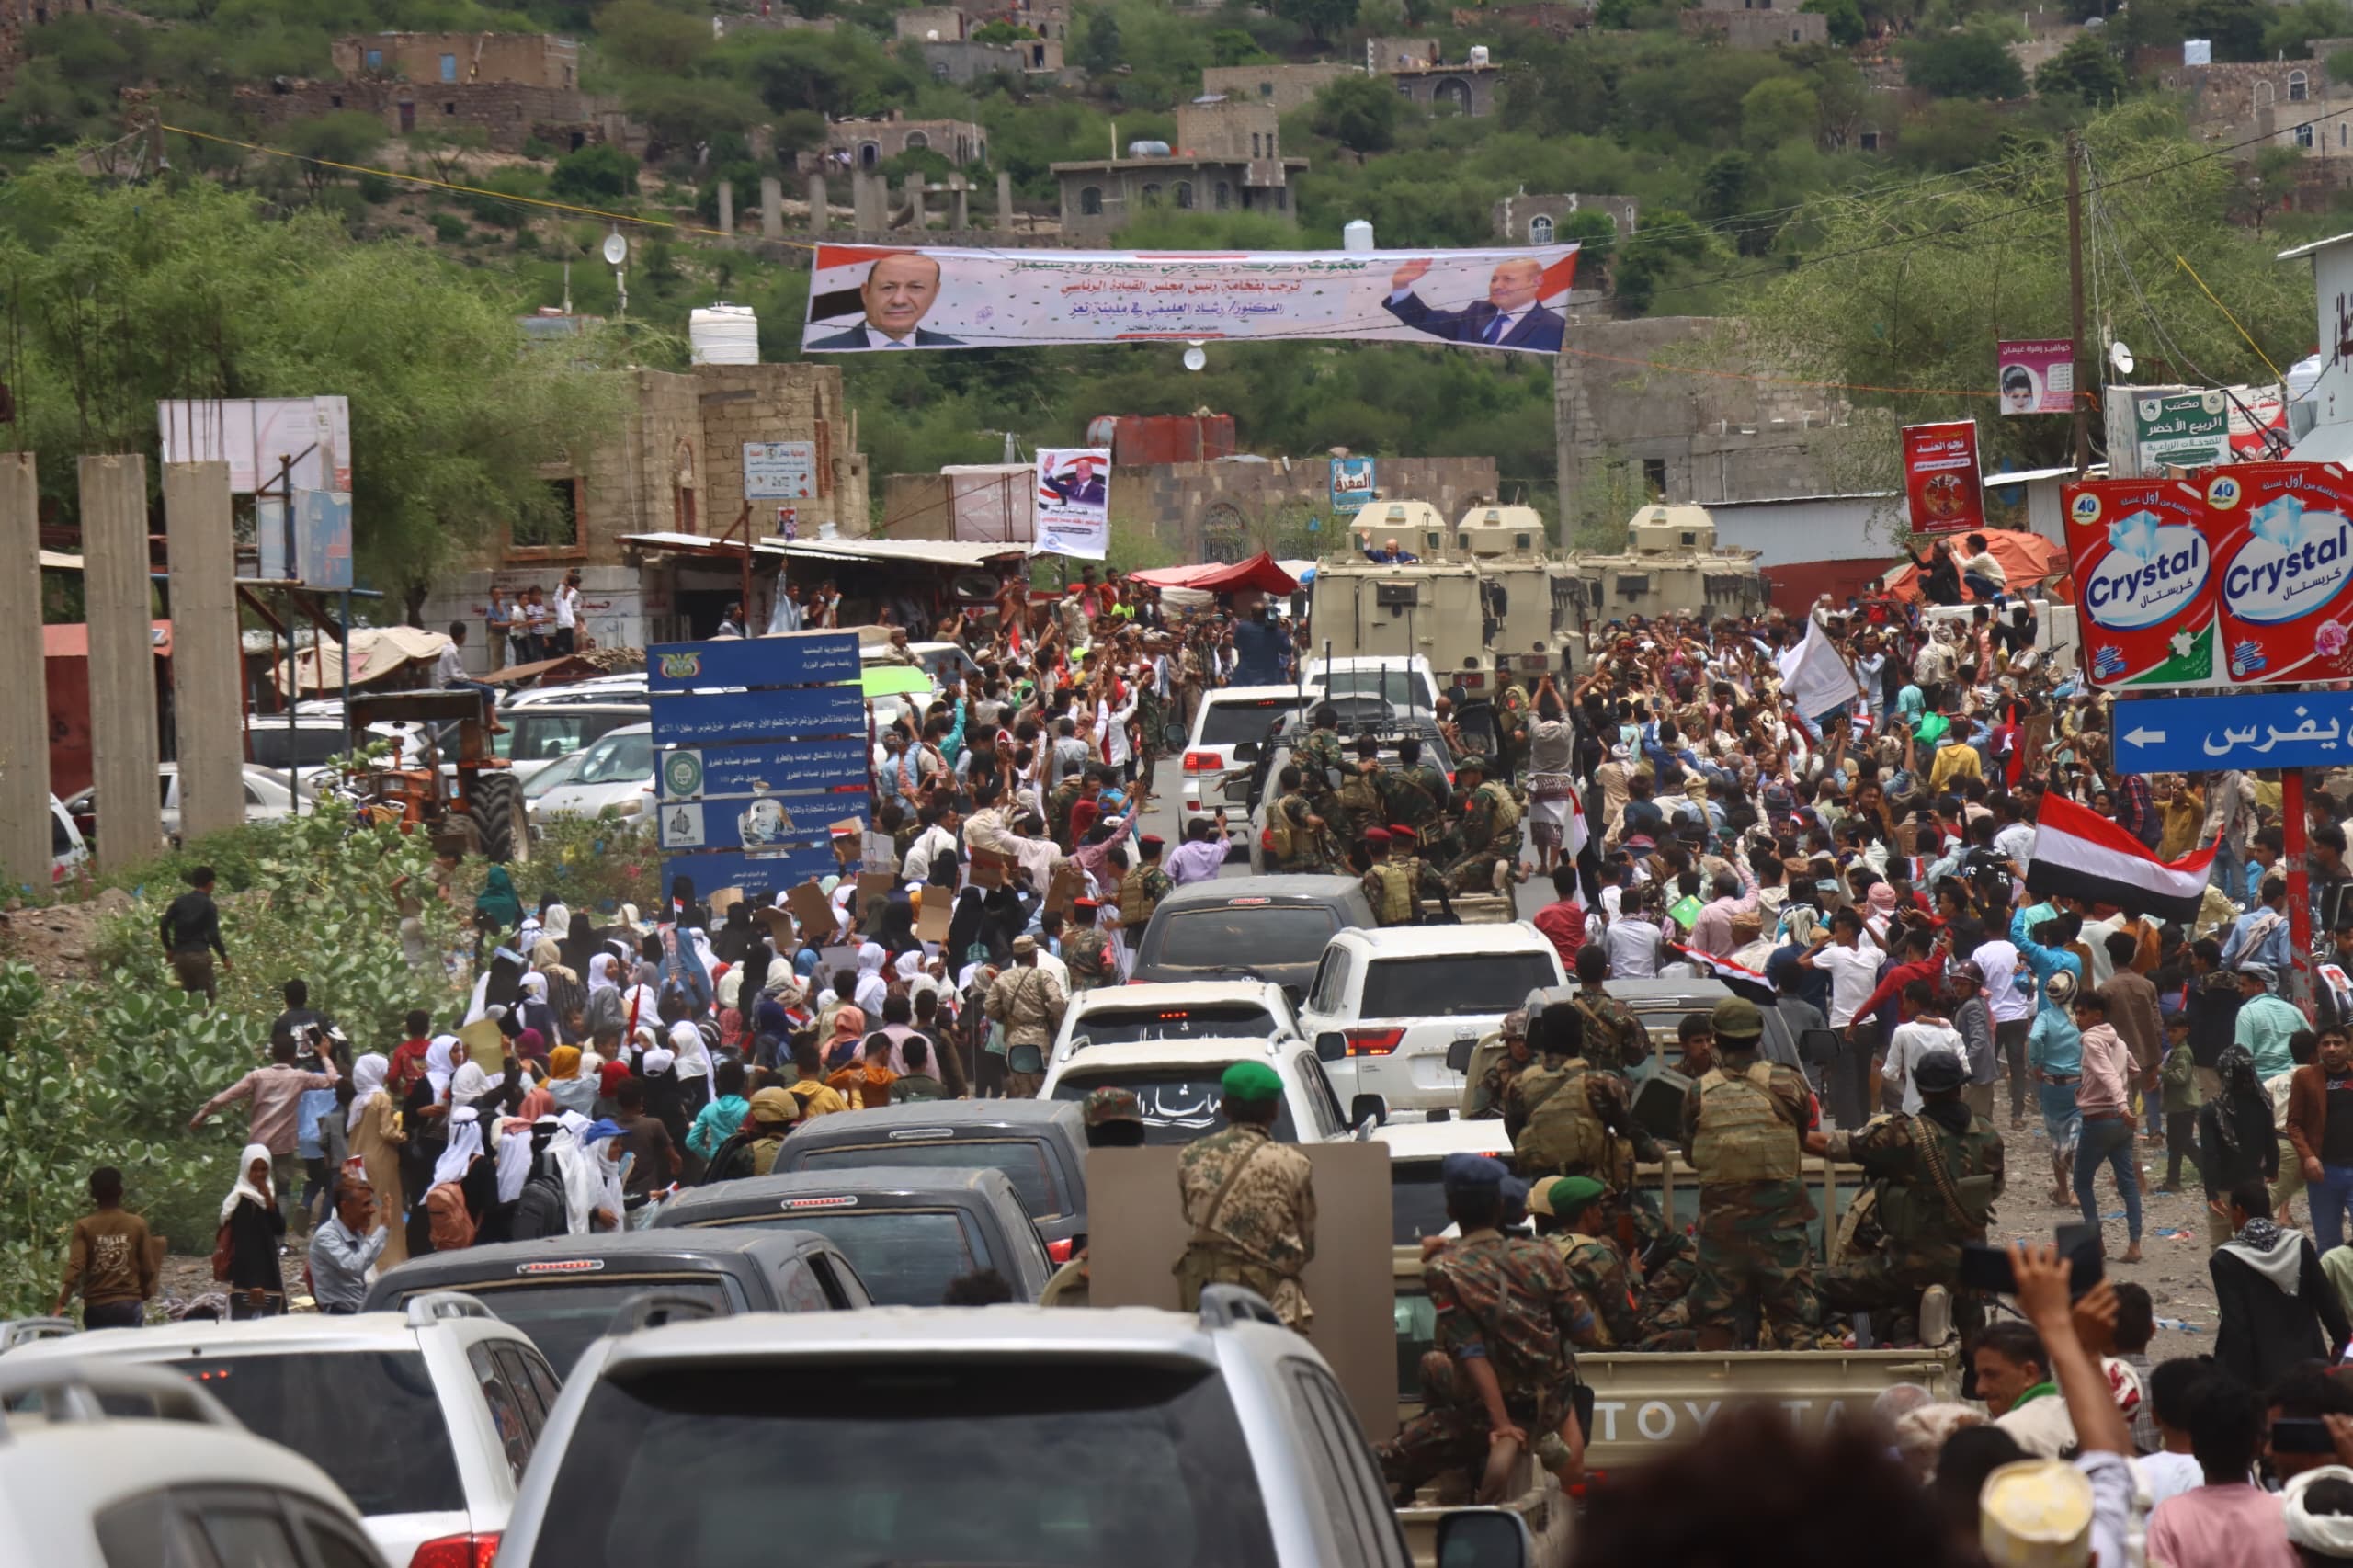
(1176, 97, 1282, 158)
(330, 31, 577, 88)
(1200, 62, 1355, 115)
(1388, 63, 1503, 117)
(1493, 191, 1638, 243)
(1110, 456, 1503, 560)
(1679, 8, 1827, 47)
(235, 79, 606, 153)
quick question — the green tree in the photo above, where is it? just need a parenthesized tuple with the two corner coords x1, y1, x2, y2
(1211, 28, 1274, 63)
(1075, 8, 1122, 72)
(1310, 74, 1404, 154)
(1610, 205, 1715, 316)
(971, 18, 1034, 41)
(1270, 0, 1358, 46)
(2230, 143, 2304, 233)
(551, 142, 639, 201)
(1902, 29, 2029, 98)
(593, 0, 711, 74)
(1802, 0, 1867, 46)
(1698, 150, 1756, 219)
(1741, 76, 1820, 146)
(282, 110, 388, 192)
(2034, 33, 2127, 103)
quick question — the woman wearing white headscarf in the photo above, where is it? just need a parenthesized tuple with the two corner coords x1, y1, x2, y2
(547, 1112, 618, 1234)
(345, 1053, 409, 1267)
(423, 1107, 486, 1253)
(667, 1017, 713, 1108)
(424, 1037, 460, 1104)
(222, 1142, 287, 1318)
(853, 941, 890, 1017)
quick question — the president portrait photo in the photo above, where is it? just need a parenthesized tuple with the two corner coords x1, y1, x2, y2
(1381, 256, 1565, 353)
(804, 252, 964, 351)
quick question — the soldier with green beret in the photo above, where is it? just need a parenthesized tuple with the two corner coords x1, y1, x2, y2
(1173, 1060, 1317, 1331)
(1529, 1175, 1640, 1350)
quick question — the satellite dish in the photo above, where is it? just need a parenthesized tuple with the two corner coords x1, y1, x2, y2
(1182, 347, 1207, 372)
(601, 232, 629, 267)
(2109, 340, 2135, 377)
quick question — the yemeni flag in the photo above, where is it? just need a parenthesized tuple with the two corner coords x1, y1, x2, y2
(1667, 942, 1779, 1006)
(2023, 791, 2215, 922)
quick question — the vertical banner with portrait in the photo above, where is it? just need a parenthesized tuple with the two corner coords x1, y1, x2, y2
(1035, 447, 1111, 560)
(1995, 339, 2074, 415)
(1901, 420, 1986, 536)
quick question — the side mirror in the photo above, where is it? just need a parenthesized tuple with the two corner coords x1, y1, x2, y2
(1436, 1506, 1533, 1568)
(1161, 721, 1188, 752)
(1220, 773, 1254, 804)
(1349, 1093, 1389, 1129)
(1315, 1030, 1347, 1063)
(1446, 1037, 1478, 1074)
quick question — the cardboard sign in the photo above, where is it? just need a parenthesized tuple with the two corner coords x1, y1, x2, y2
(917, 895, 954, 943)
(1044, 861, 1086, 917)
(754, 904, 798, 942)
(819, 944, 860, 978)
(459, 1018, 507, 1074)
(855, 869, 896, 904)
(705, 887, 745, 920)
(969, 858, 1007, 889)
(786, 881, 836, 941)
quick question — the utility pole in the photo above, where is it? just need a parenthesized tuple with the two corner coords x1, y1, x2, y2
(2065, 130, 2090, 471)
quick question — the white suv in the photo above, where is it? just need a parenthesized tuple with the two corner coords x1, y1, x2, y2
(0, 1359, 389, 1568)
(1177, 684, 1308, 851)
(1040, 1037, 1354, 1142)
(4, 1293, 555, 1568)
(1050, 979, 1302, 1063)
(1297, 926, 1566, 1115)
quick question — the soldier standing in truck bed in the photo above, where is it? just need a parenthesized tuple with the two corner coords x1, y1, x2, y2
(1174, 1062, 1316, 1332)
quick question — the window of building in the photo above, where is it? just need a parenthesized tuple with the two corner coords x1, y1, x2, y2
(1175, 180, 1194, 209)
(1141, 183, 1162, 206)
(444, 101, 457, 114)
(1859, 130, 1881, 151)
(1274, 186, 1288, 210)
(439, 52, 457, 82)
(510, 475, 585, 555)
(2291, 69, 2310, 101)
(1434, 76, 1471, 112)
(364, 48, 382, 70)
(1259, 81, 1272, 96)
(1529, 213, 1554, 244)
(859, 141, 881, 168)
(1251, 131, 1262, 156)
(905, 130, 929, 150)
(2297, 121, 2315, 147)
(329, 94, 343, 108)
(2256, 80, 2277, 108)
(1214, 181, 1231, 210)
(1641, 458, 1667, 498)
(1079, 186, 1102, 215)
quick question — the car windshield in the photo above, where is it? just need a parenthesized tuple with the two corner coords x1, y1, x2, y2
(244, 727, 351, 769)
(1359, 953, 1559, 1019)
(794, 1141, 1063, 1221)
(1154, 906, 1337, 971)
(1070, 1004, 1279, 1047)
(1197, 699, 1296, 746)
(523, 748, 591, 800)
(1316, 670, 1432, 712)
(1052, 1069, 1298, 1144)
(388, 1278, 736, 1376)
(573, 730, 654, 786)
(688, 1209, 984, 1306)
(526, 1359, 1279, 1568)
(498, 710, 641, 765)
(161, 1351, 464, 1517)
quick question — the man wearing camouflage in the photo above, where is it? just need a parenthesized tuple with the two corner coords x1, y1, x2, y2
(1378, 733, 1451, 853)
(1362, 825, 1449, 927)
(1334, 736, 1389, 847)
(1042, 1086, 1150, 1308)
(1062, 897, 1117, 994)
(1461, 1009, 1533, 1121)
(1116, 834, 1174, 960)
(1807, 1047, 2003, 1337)
(1267, 764, 1341, 874)
(1682, 996, 1825, 1350)
(1377, 1153, 1591, 1502)
(1529, 1176, 1640, 1349)
(983, 934, 1068, 1098)
(1445, 755, 1524, 895)
(1174, 1062, 1317, 1331)
(1296, 702, 1350, 819)
(1563, 944, 1645, 1075)
(1506, 996, 1657, 1191)
(1046, 768, 1096, 854)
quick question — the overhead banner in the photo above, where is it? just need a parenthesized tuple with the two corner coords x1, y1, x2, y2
(1997, 339, 2074, 415)
(801, 244, 1580, 355)
(1035, 447, 1110, 560)
(2212, 463, 2353, 685)
(159, 396, 352, 494)
(2063, 476, 2217, 688)
(1901, 420, 1985, 536)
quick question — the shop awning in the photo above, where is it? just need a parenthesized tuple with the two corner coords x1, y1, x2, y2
(616, 530, 787, 560)
(765, 537, 1029, 569)
(1132, 551, 1298, 596)
(1881, 531, 2069, 604)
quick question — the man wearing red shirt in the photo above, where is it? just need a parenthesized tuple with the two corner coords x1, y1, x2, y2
(1530, 863, 1589, 970)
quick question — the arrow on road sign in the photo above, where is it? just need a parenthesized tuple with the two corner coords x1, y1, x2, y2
(2123, 725, 2166, 747)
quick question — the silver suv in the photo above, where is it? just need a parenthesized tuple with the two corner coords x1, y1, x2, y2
(498, 1288, 1534, 1568)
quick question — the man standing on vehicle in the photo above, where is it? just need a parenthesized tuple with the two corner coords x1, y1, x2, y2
(984, 935, 1067, 1098)
(1529, 1175, 1641, 1349)
(1062, 897, 1116, 994)
(1174, 1062, 1316, 1331)
(1461, 1008, 1533, 1120)
(159, 865, 231, 1002)
(1508, 995, 1656, 1228)
(1297, 703, 1350, 824)
(1363, 824, 1448, 927)
(1806, 1048, 2002, 1342)
(1267, 764, 1340, 874)
(1444, 756, 1524, 896)
(1378, 733, 1452, 852)
(1683, 996, 1827, 1350)
(1563, 944, 1645, 1075)
(1116, 835, 1174, 960)
(1376, 1153, 1591, 1501)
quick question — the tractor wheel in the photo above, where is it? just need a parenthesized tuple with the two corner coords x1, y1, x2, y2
(469, 771, 529, 865)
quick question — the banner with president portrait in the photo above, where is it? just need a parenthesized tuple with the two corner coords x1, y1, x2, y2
(1035, 447, 1111, 560)
(800, 244, 1581, 355)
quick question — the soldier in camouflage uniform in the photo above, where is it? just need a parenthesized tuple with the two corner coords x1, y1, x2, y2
(1116, 834, 1175, 960)
(1444, 756, 1525, 895)
(1267, 765, 1342, 874)
(1062, 897, 1117, 994)
(1506, 994, 1664, 1252)
(1046, 769, 1095, 854)
(1175, 1061, 1317, 1331)
(1133, 637, 1170, 800)
(1564, 944, 1646, 1076)
(1529, 1176, 1640, 1349)
(1460, 1009, 1532, 1120)
(1807, 1048, 2003, 1340)
(1493, 676, 1531, 787)
(1042, 1086, 1149, 1308)
(1378, 1153, 1593, 1502)
(1361, 825, 1449, 927)
(1681, 996, 1825, 1351)
(1632, 1232, 1702, 1350)
(1333, 737, 1389, 848)
(1295, 703, 1350, 820)
(1378, 734, 1452, 857)
(983, 935, 1068, 1098)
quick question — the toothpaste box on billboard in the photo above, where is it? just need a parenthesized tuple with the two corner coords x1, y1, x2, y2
(2211, 463, 2353, 686)
(2063, 477, 2221, 689)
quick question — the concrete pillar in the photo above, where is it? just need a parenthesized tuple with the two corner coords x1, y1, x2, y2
(806, 172, 829, 232)
(0, 453, 48, 891)
(716, 178, 734, 235)
(996, 170, 1015, 231)
(853, 170, 886, 233)
(760, 176, 783, 239)
(80, 454, 162, 873)
(164, 462, 240, 844)
(904, 171, 926, 230)
(949, 175, 969, 231)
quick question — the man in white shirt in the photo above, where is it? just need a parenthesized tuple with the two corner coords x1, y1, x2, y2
(766, 583, 803, 637)
(1604, 894, 1664, 980)
(1973, 931, 2035, 1127)
(1881, 984, 1966, 1115)
(901, 803, 961, 884)
(430, 622, 501, 727)
(1799, 908, 1884, 1028)
(552, 570, 581, 654)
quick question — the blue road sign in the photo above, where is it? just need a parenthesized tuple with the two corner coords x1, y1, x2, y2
(654, 788, 871, 855)
(647, 632, 861, 692)
(648, 684, 864, 745)
(2112, 691, 2353, 774)
(662, 845, 842, 902)
(658, 740, 869, 801)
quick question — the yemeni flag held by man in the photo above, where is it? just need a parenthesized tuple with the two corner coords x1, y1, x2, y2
(2024, 791, 2215, 922)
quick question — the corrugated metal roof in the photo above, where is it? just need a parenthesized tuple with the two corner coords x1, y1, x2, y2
(763, 537, 1030, 568)
(616, 531, 787, 559)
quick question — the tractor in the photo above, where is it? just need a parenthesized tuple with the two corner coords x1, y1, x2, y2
(342, 690, 529, 863)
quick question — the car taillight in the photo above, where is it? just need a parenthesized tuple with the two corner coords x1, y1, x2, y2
(1047, 1236, 1076, 1263)
(1346, 1027, 1404, 1056)
(1183, 751, 1222, 772)
(409, 1534, 500, 1568)
(1461, 671, 1485, 689)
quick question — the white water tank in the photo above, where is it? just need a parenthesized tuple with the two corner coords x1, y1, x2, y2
(1127, 140, 1170, 157)
(689, 303, 760, 366)
(1468, 43, 1490, 65)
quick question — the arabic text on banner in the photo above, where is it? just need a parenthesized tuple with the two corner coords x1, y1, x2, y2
(1901, 419, 1985, 536)
(1034, 447, 1110, 561)
(1996, 339, 2074, 416)
(800, 244, 1579, 355)
(2063, 477, 2219, 689)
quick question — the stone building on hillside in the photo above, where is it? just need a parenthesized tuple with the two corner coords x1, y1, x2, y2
(237, 31, 605, 153)
(1200, 62, 1355, 114)
(816, 112, 990, 170)
(1053, 99, 1303, 242)
(1386, 58, 1504, 116)
(1493, 191, 1638, 244)
(330, 31, 578, 86)
(1680, 0, 1828, 49)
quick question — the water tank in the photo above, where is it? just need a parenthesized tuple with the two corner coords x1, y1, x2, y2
(1343, 219, 1375, 253)
(2183, 37, 2211, 63)
(1468, 43, 1490, 65)
(1127, 140, 1170, 158)
(689, 303, 760, 366)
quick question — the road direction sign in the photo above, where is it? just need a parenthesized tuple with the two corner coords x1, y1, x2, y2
(646, 685, 863, 744)
(2111, 691, 2353, 773)
(647, 631, 859, 692)
(658, 740, 869, 801)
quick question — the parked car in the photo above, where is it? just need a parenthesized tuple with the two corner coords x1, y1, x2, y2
(0, 1360, 391, 1568)
(1041, 1037, 1355, 1143)
(1051, 979, 1302, 1063)
(483, 702, 647, 783)
(3, 1294, 556, 1568)
(525, 722, 654, 822)
(1129, 875, 1378, 1004)
(63, 763, 316, 849)
(771, 1099, 1091, 1256)
(360, 1229, 871, 1376)
(653, 1165, 1057, 1306)
(1372, 1119, 1518, 1248)
(1176, 683, 1310, 854)
(46, 794, 86, 887)
(1297, 925, 1566, 1115)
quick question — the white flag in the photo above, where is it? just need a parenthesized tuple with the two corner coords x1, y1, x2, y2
(1777, 616, 1862, 722)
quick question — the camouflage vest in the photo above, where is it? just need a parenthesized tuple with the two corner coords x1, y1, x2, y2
(1119, 864, 1152, 927)
(1336, 766, 1381, 825)
(1370, 860, 1417, 924)
(1515, 1059, 1616, 1178)
(1875, 1116, 1998, 1247)
(1066, 926, 1113, 986)
(1475, 780, 1522, 842)
(1692, 1062, 1802, 1184)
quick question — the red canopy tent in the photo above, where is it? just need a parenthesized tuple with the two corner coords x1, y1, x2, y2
(1881, 531, 2070, 604)
(1131, 551, 1300, 595)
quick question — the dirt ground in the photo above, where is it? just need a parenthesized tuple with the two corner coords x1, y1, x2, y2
(0, 890, 131, 986)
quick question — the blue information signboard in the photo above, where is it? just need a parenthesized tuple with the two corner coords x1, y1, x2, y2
(655, 793, 850, 855)
(646, 631, 861, 692)
(659, 845, 843, 898)
(658, 740, 869, 801)
(2112, 691, 2353, 774)
(646, 685, 864, 745)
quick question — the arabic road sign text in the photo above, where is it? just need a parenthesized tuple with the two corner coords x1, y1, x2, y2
(647, 631, 860, 692)
(2110, 692, 2353, 773)
(660, 740, 869, 801)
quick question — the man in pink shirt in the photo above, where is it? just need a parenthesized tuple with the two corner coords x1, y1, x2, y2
(2071, 988, 2143, 1264)
(189, 1035, 339, 1235)
(2145, 1368, 2298, 1568)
